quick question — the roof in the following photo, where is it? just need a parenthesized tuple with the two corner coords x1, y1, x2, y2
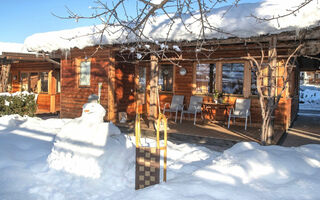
(0, 42, 26, 55)
(22, 0, 320, 53)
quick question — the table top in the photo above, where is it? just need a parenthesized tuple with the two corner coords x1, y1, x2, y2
(201, 102, 231, 106)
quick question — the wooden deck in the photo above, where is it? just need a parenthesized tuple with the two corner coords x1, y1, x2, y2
(117, 118, 284, 145)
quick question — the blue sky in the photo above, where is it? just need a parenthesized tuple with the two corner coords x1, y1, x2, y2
(0, 0, 260, 43)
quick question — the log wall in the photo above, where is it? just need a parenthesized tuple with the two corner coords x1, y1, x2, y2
(59, 41, 300, 129)
(60, 47, 113, 120)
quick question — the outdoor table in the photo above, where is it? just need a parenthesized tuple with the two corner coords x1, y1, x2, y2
(201, 102, 231, 124)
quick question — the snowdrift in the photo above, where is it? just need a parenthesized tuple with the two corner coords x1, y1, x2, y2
(0, 114, 320, 199)
(47, 102, 135, 179)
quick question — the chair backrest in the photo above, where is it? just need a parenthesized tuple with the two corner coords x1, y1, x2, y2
(234, 98, 251, 115)
(188, 96, 203, 111)
(170, 95, 184, 110)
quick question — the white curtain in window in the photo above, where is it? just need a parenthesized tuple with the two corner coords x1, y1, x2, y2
(80, 61, 91, 86)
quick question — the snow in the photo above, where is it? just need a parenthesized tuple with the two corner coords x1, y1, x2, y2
(47, 102, 129, 179)
(300, 84, 320, 105)
(1, 112, 320, 199)
(23, 0, 320, 52)
(0, 42, 26, 55)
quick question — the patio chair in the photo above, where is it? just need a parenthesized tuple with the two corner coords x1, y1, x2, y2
(227, 98, 251, 130)
(163, 95, 184, 122)
(180, 96, 203, 125)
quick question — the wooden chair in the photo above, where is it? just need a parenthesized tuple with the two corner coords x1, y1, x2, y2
(180, 96, 203, 125)
(228, 98, 251, 130)
(163, 95, 184, 122)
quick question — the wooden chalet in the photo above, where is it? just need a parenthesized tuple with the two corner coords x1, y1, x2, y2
(58, 27, 320, 133)
(0, 52, 60, 113)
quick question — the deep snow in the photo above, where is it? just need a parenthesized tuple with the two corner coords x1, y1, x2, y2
(23, 0, 320, 52)
(0, 42, 25, 55)
(0, 113, 320, 200)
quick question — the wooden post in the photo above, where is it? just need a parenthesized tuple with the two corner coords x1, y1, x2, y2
(215, 62, 222, 92)
(48, 68, 56, 113)
(149, 54, 159, 122)
(107, 51, 117, 122)
(0, 64, 11, 92)
(243, 61, 251, 98)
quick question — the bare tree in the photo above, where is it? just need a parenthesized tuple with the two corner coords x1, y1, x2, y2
(245, 40, 304, 145)
(58, 0, 317, 144)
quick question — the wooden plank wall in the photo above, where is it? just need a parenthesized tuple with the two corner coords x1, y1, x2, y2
(37, 94, 50, 113)
(60, 47, 112, 119)
(59, 41, 300, 128)
(10, 61, 60, 114)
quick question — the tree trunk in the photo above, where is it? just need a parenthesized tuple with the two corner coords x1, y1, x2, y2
(261, 111, 274, 145)
(260, 36, 277, 145)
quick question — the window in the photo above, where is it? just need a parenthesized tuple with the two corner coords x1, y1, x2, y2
(138, 67, 146, 93)
(196, 64, 215, 94)
(56, 71, 61, 93)
(29, 72, 39, 93)
(159, 65, 173, 92)
(40, 72, 48, 93)
(222, 63, 244, 94)
(251, 69, 258, 95)
(80, 61, 91, 86)
(21, 72, 28, 91)
(7, 73, 12, 92)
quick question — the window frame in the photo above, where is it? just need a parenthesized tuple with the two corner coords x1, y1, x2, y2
(221, 62, 245, 95)
(194, 63, 216, 95)
(193, 60, 251, 96)
(76, 58, 92, 88)
(19, 71, 50, 94)
(158, 64, 174, 93)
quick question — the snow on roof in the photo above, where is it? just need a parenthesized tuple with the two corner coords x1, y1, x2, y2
(24, 0, 320, 52)
(0, 42, 26, 55)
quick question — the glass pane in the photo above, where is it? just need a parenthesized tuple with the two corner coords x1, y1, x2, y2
(138, 67, 146, 93)
(40, 72, 48, 93)
(21, 72, 28, 91)
(29, 72, 38, 93)
(196, 64, 215, 93)
(56, 71, 61, 93)
(159, 65, 173, 91)
(80, 61, 91, 86)
(222, 63, 244, 94)
(7, 73, 12, 92)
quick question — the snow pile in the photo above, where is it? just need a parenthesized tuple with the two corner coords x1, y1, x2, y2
(127, 142, 320, 200)
(24, 0, 320, 52)
(0, 42, 26, 55)
(48, 102, 134, 179)
(300, 85, 320, 105)
(0, 114, 320, 199)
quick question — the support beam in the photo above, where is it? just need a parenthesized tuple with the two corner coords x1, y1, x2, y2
(0, 64, 11, 92)
(107, 52, 117, 122)
(48, 69, 56, 113)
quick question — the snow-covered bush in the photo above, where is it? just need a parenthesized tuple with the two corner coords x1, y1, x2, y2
(0, 92, 37, 117)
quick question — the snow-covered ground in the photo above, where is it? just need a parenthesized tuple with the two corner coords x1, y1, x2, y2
(1, 114, 320, 200)
(299, 84, 320, 114)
